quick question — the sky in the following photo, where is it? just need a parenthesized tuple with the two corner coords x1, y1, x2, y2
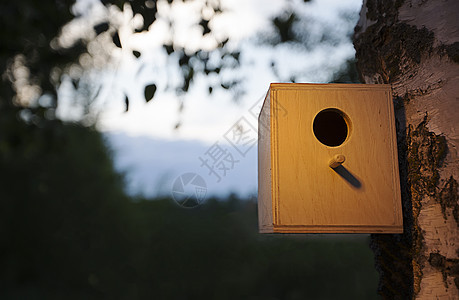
(57, 0, 363, 198)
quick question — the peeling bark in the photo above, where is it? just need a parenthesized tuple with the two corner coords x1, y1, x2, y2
(354, 0, 459, 299)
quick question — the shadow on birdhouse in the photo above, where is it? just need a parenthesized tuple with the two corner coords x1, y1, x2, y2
(258, 83, 403, 233)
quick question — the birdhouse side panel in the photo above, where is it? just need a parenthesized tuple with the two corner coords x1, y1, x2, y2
(258, 91, 273, 233)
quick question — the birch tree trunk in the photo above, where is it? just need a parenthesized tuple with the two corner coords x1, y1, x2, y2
(354, 0, 459, 299)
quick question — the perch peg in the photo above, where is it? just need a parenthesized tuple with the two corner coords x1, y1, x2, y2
(329, 154, 346, 168)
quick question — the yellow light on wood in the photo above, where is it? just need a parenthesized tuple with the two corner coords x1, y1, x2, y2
(258, 83, 403, 234)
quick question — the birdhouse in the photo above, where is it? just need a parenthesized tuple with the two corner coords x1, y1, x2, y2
(258, 83, 403, 233)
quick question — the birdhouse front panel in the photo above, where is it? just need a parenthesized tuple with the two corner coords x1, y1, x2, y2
(258, 83, 403, 233)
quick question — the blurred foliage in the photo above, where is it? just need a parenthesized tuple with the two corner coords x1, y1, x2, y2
(0, 0, 359, 119)
(0, 0, 242, 118)
(0, 123, 132, 299)
(258, 1, 360, 84)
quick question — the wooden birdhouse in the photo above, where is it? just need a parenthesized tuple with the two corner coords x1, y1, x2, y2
(258, 83, 403, 233)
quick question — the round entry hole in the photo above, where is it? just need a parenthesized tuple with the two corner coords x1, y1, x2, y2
(313, 108, 350, 147)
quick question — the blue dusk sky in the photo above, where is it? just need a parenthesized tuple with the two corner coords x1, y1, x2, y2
(58, 0, 363, 198)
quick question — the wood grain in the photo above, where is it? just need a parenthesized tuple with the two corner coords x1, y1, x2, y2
(258, 83, 403, 233)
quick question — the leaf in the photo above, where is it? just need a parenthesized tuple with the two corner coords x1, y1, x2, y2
(199, 19, 211, 35)
(163, 44, 174, 55)
(133, 50, 141, 58)
(231, 51, 240, 61)
(179, 53, 190, 66)
(273, 13, 298, 43)
(218, 38, 229, 48)
(124, 95, 129, 112)
(71, 78, 79, 90)
(112, 31, 122, 48)
(93, 22, 109, 35)
(144, 84, 157, 102)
